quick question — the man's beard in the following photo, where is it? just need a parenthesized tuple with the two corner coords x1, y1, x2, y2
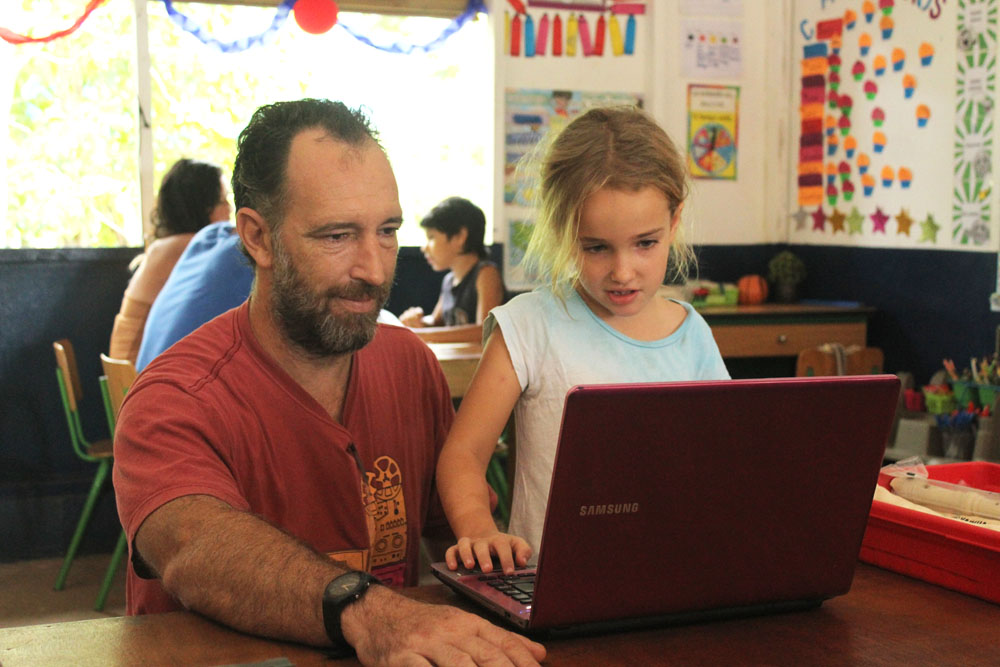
(270, 236, 391, 358)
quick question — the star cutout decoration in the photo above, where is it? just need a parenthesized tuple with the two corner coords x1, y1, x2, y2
(919, 214, 940, 242)
(846, 207, 865, 234)
(895, 209, 914, 235)
(870, 207, 889, 233)
(829, 208, 847, 233)
(811, 206, 827, 231)
(791, 206, 810, 231)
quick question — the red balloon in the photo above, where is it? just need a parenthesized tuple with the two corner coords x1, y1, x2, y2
(293, 0, 339, 35)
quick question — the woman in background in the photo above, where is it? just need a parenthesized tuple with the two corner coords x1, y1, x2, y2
(108, 158, 230, 364)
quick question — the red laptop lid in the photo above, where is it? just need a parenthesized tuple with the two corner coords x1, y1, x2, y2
(530, 375, 900, 630)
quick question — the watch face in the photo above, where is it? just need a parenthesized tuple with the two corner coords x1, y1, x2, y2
(333, 572, 364, 595)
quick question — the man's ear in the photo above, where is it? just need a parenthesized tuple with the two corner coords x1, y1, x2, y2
(236, 207, 274, 269)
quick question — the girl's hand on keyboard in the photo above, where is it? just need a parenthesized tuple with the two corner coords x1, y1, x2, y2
(445, 532, 533, 575)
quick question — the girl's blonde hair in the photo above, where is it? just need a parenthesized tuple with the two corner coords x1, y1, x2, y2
(521, 106, 694, 299)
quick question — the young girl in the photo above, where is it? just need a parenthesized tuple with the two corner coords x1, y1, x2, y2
(400, 197, 505, 343)
(436, 107, 730, 574)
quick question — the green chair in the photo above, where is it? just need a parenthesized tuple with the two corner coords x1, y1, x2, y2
(52, 340, 115, 599)
(96, 353, 137, 612)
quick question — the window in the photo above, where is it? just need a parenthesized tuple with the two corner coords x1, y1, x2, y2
(3, 0, 138, 248)
(3, 1, 492, 248)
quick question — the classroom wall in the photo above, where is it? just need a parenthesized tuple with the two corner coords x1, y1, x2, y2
(4, 1, 1000, 562)
(490, 1, 790, 251)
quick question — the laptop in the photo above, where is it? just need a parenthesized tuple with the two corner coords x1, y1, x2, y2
(433, 375, 900, 636)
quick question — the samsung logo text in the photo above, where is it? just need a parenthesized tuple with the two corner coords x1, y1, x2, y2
(579, 503, 639, 516)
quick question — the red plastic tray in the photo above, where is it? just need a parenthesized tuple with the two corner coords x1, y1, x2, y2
(860, 462, 1000, 604)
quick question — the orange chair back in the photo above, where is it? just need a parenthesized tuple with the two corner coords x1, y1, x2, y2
(53, 339, 83, 412)
(100, 354, 137, 423)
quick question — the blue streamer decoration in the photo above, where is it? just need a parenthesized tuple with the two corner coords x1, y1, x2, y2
(159, 0, 487, 55)
(335, 0, 486, 55)
(161, 0, 294, 53)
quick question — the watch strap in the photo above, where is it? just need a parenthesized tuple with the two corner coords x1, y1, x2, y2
(322, 571, 381, 654)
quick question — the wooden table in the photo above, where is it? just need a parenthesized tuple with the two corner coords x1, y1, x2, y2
(426, 306, 874, 392)
(428, 341, 482, 398)
(700, 303, 873, 358)
(2, 564, 997, 666)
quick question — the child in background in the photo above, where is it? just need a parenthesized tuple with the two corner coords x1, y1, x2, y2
(437, 107, 730, 574)
(400, 196, 505, 343)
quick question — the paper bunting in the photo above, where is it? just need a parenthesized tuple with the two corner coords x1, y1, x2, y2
(504, 1, 644, 58)
(4, 0, 485, 53)
(1, 0, 108, 45)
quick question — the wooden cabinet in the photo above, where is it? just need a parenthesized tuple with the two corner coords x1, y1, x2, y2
(700, 304, 873, 359)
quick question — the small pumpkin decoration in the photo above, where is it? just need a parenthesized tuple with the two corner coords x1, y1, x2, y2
(737, 274, 768, 305)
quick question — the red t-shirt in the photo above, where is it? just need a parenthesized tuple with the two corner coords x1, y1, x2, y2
(113, 302, 454, 614)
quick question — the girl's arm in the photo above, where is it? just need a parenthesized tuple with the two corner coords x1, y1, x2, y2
(436, 326, 529, 574)
(475, 264, 505, 324)
(426, 295, 445, 326)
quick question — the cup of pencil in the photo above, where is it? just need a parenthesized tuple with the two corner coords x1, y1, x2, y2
(936, 411, 976, 460)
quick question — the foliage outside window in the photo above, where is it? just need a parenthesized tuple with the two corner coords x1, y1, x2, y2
(3, 1, 492, 249)
(3, 1, 138, 248)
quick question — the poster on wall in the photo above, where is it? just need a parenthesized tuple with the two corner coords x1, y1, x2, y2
(681, 19, 744, 78)
(688, 84, 740, 180)
(503, 88, 643, 290)
(789, 0, 998, 254)
(680, 0, 743, 17)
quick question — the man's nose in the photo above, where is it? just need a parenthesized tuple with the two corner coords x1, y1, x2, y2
(351, 234, 386, 285)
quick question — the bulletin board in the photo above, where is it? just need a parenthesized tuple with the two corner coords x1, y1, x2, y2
(502, 87, 643, 290)
(789, 0, 998, 251)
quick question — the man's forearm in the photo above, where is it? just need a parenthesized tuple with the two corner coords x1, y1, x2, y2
(136, 495, 344, 646)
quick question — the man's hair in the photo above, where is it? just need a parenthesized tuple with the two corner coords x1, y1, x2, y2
(152, 158, 224, 239)
(419, 196, 488, 258)
(232, 99, 381, 264)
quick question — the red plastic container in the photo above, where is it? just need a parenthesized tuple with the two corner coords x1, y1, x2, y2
(860, 462, 1000, 604)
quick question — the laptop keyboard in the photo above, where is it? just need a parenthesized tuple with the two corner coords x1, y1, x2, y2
(482, 573, 535, 604)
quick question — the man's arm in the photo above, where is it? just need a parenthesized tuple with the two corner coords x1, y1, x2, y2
(136, 494, 545, 664)
(135, 494, 338, 645)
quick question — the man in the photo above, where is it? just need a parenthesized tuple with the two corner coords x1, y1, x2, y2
(134, 220, 252, 370)
(113, 99, 545, 666)
(134, 220, 401, 370)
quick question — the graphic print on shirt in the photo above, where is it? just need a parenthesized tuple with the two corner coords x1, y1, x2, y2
(363, 455, 408, 586)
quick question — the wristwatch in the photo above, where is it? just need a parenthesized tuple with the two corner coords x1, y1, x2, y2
(322, 570, 382, 653)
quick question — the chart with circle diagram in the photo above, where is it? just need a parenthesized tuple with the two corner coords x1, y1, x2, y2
(687, 84, 740, 180)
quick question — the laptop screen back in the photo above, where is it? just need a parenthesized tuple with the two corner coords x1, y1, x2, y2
(529, 375, 899, 630)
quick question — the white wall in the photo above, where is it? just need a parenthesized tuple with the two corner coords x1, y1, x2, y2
(489, 0, 790, 248)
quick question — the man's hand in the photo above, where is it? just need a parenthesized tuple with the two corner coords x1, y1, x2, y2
(343, 588, 545, 666)
(445, 532, 533, 575)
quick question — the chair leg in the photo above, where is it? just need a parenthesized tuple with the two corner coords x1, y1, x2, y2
(54, 459, 111, 591)
(95, 530, 128, 611)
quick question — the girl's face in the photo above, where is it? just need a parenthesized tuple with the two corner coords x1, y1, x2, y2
(421, 227, 466, 272)
(574, 186, 680, 323)
(210, 178, 232, 223)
